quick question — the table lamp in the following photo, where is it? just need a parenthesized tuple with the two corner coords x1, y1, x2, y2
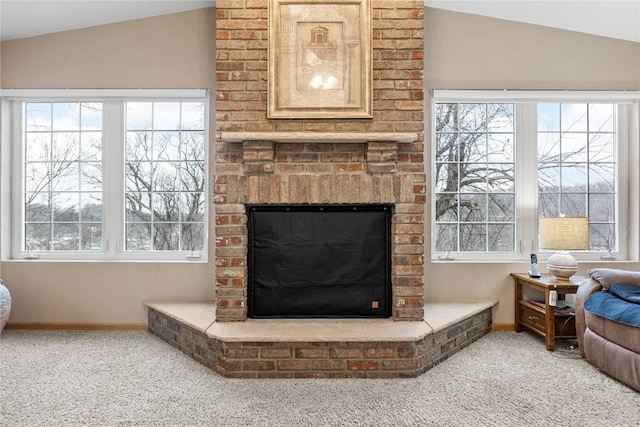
(539, 217, 589, 280)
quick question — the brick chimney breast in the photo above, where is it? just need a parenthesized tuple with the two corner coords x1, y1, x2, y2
(215, 0, 425, 321)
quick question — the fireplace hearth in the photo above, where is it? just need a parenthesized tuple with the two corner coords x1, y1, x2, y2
(247, 204, 392, 318)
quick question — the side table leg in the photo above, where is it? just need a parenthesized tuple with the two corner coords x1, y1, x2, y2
(545, 296, 555, 351)
(514, 279, 522, 332)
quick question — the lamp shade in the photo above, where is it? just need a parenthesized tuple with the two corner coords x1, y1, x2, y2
(539, 217, 589, 250)
(539, 217, 589, 280)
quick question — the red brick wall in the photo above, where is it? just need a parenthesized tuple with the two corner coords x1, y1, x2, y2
(214, 0, 425, 321)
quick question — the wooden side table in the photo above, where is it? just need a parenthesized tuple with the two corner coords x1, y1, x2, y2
(512, 273, 584, 351)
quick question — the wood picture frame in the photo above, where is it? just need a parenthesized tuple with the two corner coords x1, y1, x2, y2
(268, 0, 372, 119)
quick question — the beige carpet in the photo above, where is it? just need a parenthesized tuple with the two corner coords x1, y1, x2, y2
(1, 330, 638, 426)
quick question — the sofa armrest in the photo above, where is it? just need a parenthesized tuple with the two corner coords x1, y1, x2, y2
(575, 278, 604, 357)
(587, 268, 640, 290)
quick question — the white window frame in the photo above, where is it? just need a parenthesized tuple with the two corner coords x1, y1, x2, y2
(4, 89, 209, 261)
(431, 90, 639, 262)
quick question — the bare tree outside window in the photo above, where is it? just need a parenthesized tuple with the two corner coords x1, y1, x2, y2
(538, 103, 617, 252)
(125, 102, 206, 252)
(22, 100, 206, 255)
(434, 103, 515, 253)
(434, 101, 618, 256)
(23, 102, 103, 252)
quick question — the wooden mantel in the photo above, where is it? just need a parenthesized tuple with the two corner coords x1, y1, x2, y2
(219, 132, 419, 143)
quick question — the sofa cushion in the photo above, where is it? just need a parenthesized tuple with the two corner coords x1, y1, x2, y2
(609, 283, 640, 304)
(584, 291, 640, 328)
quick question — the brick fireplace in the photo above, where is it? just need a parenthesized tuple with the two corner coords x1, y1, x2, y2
(214, 0, 426, 322)
(146, 0, 495, 378)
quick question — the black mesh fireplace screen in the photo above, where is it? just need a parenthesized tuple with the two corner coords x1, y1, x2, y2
(247, 204, 392, 318)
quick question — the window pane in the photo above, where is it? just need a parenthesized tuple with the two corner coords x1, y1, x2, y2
(488, 194, 514, 221)
(25, 223, 51, 251)
(538, 103, 560, 131)
(435, 133, 458, 162)
(52, 103, 80, 131)
(52, 192, 79, 221)
(81, 163, 102, 192)
(126, 103, 152, 130)
(488, 224, 514, 252)
(153, 103, 181, 130)
(537, 103, 617, 252)
(560, 193, 586, 217)
(126, 162, 153, 192)
(51, 162, 80, 192)
(154, 132, 180, 161)
(82, 193, 103, 222)
(487, 163, 514, 192)
(126, 132, 152, 160)
(81, 224, 102, 251)
(588, 104, 615, 132)
(153, 162, 179, 192)
(538, 193, 560, 218)
(460, 224, 486, 251)
(589, 163, 614, 192)
(153, 223, 179, 250)
(459, 104, 485, 133)
(434, 102, 515, 254)
(590, 224, 615, 251)
(126, 223, 151, 250)
(25, 103, 52, 132)
(460, 134, 486, 162)
(561, 103, 587, 132)
(538, 132, 560, 160)
(435, 224, 457, 252)
(22, 101, 103, 253)
(80, 132, 102, 160)
(26, 134, 51, 162)
(459, 193, 486, 222)
(435, 163, 458, 192)
(538, 164, 560, 192)
(81, 103, 103, 131)
(182, 223, 205, 251)
(181, 103, 205, 130)
(124, 101, 206, 252)
(487, 134, 514, 162)
(589, 194, 615, 222)
(181, 132, 205, 161)
(435, 103, 458, 132)
(125, 193, 152, 222)
(561, 165, 587, 192)
(52, 223, 79, 250)
(180, 193, 205, 222)
(25, 192, 51, 221)
(25, 163, 50, 193)
(487, 104, 514, 132)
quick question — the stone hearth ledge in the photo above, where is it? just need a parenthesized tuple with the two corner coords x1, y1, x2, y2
(144, 300, 497, 342)
(219, 132, 419, 143)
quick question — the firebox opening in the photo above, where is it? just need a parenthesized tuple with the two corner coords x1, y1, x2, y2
(247, 204, 393, 318)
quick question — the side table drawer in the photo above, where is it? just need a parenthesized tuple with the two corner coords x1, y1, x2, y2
(520, 304, 545, 333)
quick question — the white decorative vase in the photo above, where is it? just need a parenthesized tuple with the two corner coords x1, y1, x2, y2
(0, 279, 11, 333)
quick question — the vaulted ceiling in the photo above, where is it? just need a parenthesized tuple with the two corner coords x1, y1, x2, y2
(1, 0, 638, 43)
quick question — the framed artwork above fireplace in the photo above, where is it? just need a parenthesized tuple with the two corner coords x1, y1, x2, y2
(267, 0, 372, 119)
